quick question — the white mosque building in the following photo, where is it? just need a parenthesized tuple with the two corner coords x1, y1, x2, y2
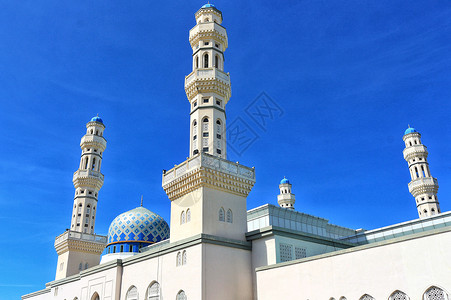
(23, 4, 451, 300)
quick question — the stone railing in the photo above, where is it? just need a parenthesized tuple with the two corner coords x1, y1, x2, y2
(185, 68, 230, 86)
(408, 177, 438, 193)
(402, 144, 427, 159)
(80, 134, 107, 148)
(162, 152, 255, 186)
(189, 22, 227, 42)
(73, 169, 104, 182)
(55, 230, 107, 246)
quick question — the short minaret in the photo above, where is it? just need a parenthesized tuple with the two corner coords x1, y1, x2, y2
(277, 177, 296, 210)
(54, 116, 108, 280)
(403, 126, 440, 218)
(185, 3, 231, 159)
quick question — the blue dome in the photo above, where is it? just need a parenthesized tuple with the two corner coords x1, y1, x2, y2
(90, 116, 103, 124)
(280, 178, 290, 184)
(404, 127, 417, 135)
(107, 207, 169, 246)
(201, 3, 216, 8)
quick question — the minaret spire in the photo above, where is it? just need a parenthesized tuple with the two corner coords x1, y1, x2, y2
(403, 126, 440, 218)
(185, 3, 230, 159)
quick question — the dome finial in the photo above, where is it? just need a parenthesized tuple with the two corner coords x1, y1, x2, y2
(140, 195, 143, 207)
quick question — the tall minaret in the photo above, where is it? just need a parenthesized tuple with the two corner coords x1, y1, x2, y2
(277, 177, 296, 210)
(163, 4, 255, 243)
(185, 3, 231, 159)
(70, 115, 107, 233)
(403, 126, 440, 218)
(54, 116, 108, 280)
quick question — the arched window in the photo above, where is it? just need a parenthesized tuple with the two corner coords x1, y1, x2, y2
(389, 290, 409, 300)
(91, 293, 99, 300)
(339, 297, 347, 300)
(215, 55, 219, 68)
(78, 203, 82, 213)
(424, 286, 449, 300)
(219, 207, 225, 222)
(92, 158, 96, 170)
(147, 282, 160, 300)
(176, 290, 187, 300)
(126, 286, 138, 300)
(78, 263, 83, 271)
(85, 263, 88, 269)
(195, 55, 199, 69)
(176, 251, 182, 266)
(431, 208, 436, 215)
(216, 119, 222, 140)
(204, 53, 209, 68)
(182, 250, 187, 265)
(415, 167, 419, 178)
(186, 209, 191, 222)
(226, 209, 233, 223)
(181, 211, 186, 224)
(87, 205, 91, 214)
(359, 295, 375, 300)
(84, 157, 89, 169)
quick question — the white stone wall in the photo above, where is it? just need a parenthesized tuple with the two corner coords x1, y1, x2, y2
(256, 228, 451, 300)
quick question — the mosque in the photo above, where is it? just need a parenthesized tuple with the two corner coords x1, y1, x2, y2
(22, 4, 451, 300)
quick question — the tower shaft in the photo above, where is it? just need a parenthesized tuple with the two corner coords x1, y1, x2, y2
(71, 119, 107, 233)
(403, 128, 440, 218)
(185, 6, 231, 159)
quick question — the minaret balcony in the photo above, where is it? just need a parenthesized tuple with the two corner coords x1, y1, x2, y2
(73, 169, 104, 189)
(185, 68, 231, 100)
(80, 134, 107, 150)
(402, 144, 427, 160)
(162, 152, 255, 200)
(189, 22, 227, 49)
(54, 230, 107, 255)
(408, 177, 438, 196)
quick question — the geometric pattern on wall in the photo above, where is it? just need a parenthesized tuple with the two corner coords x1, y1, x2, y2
(425, 287, 448, 300)
(279, 243, 293, 262)
(390, 291, 409, 300)
(108, 207, 170, 244)
(295, 247, 306, 259)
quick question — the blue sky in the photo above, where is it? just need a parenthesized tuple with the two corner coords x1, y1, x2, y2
(1, 0, 451, 298)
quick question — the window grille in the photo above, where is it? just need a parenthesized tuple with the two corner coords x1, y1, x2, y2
(294, 247, 306, 259)
(177, 290, 187, 300)
(126, 286, 138, 300)
(147, 282, 160, 300)
(424, 287, 448, 300)
(279, 243, 293, 262)
(176, 252, 182, 266)
(359, 295, 375, 300)
(181, 211, 186, 224)
(226, 209, 233, 223)
(219, 208, 225, 222)
(182, 250, 187, 265)
(389, 291, 409, 300)
(186, 209, 191, 222)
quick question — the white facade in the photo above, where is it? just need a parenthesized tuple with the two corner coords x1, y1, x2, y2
(22, 4, 451, 300)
